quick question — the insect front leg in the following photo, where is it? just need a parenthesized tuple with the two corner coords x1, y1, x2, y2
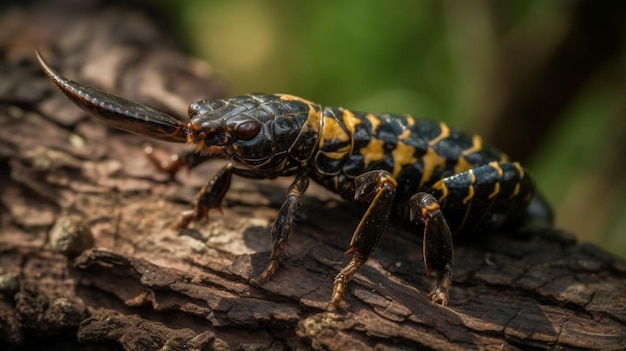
(330, 170, 397, 308)
(251, 172, 309, 285)
(408, 193, 453, 306)
(173, 163, 233, 230)
(145, 148, 213, 176)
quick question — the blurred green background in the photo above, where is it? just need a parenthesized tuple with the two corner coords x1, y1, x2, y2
(151, 0, 625, 259)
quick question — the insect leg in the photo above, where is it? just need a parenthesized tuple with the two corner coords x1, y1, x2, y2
(330, 170, 397, 307)
(145, 148, 214, 177)
(412, 161, 536, 305)
(251, 172, 309, 285)
(173, 163, 233, 230)
(408, 193, 453, 306)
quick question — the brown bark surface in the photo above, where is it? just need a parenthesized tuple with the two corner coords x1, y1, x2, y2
(1, 2, 625, 350)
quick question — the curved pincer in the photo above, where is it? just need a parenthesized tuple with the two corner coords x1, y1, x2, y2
(36, 50, 188, 143)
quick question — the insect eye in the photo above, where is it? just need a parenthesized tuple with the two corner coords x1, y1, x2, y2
(236, 121, 261, 140)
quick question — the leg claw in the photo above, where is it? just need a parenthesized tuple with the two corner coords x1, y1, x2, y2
(428, 287, 449, 306)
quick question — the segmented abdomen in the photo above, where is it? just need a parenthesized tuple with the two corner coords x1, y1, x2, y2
(310, 107, 504, 198)
(428, 161, 534, 233)
(308, 106, 534, 233)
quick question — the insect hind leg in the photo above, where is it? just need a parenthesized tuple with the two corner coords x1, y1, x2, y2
(408, 193, 453, 306)
(408, 161, 537, 305)
(330, 170, 397, 308)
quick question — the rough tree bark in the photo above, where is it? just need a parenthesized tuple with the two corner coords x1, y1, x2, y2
(1, 2, 625, 350)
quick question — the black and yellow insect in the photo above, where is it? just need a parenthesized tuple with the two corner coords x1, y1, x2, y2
(37, 51, 551, 307)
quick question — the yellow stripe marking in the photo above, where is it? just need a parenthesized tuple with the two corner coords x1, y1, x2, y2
(428, 122, 450, 146)
(303, 104, 321, 134)
(398, 128, 411, 141)
(321, 151, 347, 160)
(513, 162, 524, 179)
(462, 170, 476, 204)
(453, 135, 483, 174)
(488, 183, 500, 199)
(319, 115, 350, 151)
(488, 161, 504, 178)
(471, 134, 483, 152)
(391, 142, 417, 177)
(405, 115, 415, 127)
(511, 183, 520, 198)
(487, 162, 503, 199)
(463, 187, 474, 205)
(277, 94, 315, 105)
(453, 156, 472, 174)
(360, 138, 386, 168)
(432, 180, 448, 201)
(462, 135, 483, 156)
(342, 109, 360, 134)
(419, 147, 447, 187)
(342, 109, 360, 155)
(365, 113, 381, 134)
